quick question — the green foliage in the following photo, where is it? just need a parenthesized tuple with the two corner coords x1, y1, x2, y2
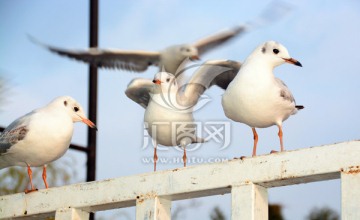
(210, 206, 226, 220)
(172, 200, 201, 220)
(307, 206, 339, 220)
(0, 155, 78, 196)
(207, 203, 285, 220)
(269, 204, 284, 220)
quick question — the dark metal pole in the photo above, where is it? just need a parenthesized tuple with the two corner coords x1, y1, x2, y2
(88, 1, 98, 219)
(87, 0, 98, 183)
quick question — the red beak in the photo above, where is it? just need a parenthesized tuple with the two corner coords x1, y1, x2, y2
(152, 79, 161, 85)
(190, 55, 200, 61)
(81, 117, 98, 131)
(283, 58, 302, 67)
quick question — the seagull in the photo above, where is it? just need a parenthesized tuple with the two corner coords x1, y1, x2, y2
(222, 41, 303, 156)
(125, 60, 240, 171)
(29, 26, 245, 74)
(0, 96, 97, 193)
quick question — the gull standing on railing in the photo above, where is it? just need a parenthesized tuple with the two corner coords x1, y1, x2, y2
(222, 41, 303, 156)
(0, 96, 97, 193)
(125, 60, 241, 171)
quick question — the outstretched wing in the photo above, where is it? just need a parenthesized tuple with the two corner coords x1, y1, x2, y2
(192, 26, 246, 55)
(0, 116, 29, 155)
(125, 78, 154, 108)
(29, 35, 160, 72)
(179, 59, 241, 107)
(192, 1, 293, 56)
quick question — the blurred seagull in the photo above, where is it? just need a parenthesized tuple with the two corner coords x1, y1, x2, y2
(0, 96, 97, 193)
(125, 60, 240, 171)
(29, 26, 245, 74)
(222, 41, 303, 156)
(29, 1, 292, 75)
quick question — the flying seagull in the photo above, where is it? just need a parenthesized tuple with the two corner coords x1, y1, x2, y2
(29, 26, 245, 74)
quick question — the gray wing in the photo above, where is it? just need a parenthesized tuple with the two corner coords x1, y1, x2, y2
(192, 26, 246, 55)
(179, 59, 241, 107)
(209, 60, 241, 90)
(275, 78, 295, 104)
(0, 116, 29, 155)
(125, 78, 154, 108)
(29, 35, 160, 72)
(192, 1, 292, 56)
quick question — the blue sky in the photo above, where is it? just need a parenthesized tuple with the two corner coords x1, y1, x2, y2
(1, 0, 360, 219)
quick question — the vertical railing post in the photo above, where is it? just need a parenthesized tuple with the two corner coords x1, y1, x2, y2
(341, 170, 360, 219)
(55, 208, 90, 220)
(136, 196, 172, 220)
(231, 183, 268, 220)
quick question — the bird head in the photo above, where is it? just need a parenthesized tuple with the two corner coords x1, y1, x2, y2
(152, 71, 178, 91)
(257, 41, 302, 68)
(178, 44, 200, 61)
(50, 96, 97, 130)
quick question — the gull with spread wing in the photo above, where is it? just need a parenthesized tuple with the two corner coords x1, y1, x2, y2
(29, 1, 291, 75)
(30, 26, 245, 74)
(126, 60, 241, 171)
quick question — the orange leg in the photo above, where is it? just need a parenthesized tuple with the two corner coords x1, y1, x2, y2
(252, 128, 258, 157)
(42, 165, 49, 189)
(153, 143, 158, 172)
(25, 165, 37, 193)
(182, 147, 187, 167)
(278, 125, 284, 152)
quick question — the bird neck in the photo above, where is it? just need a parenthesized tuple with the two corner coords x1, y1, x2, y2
(239, 55, 275, 80)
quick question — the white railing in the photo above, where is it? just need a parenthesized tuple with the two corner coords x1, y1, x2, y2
(0, 141, 359, 220)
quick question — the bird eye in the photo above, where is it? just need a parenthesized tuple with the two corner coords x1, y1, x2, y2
(74, 106, 79, 112)
(180, 47, 191, 52)
(64, 101, 68, 106)
(166, 78, 170, 83)
(273, 49, 280, 54)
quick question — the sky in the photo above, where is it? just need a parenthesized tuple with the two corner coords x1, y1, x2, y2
(1, 0, 360, 219)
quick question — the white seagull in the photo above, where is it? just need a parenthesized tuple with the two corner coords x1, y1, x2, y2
(222, 41, 303, 156)
(0, 96, 97, 193)
(29, 26, 245, 74)
(125, 60, 240, 171)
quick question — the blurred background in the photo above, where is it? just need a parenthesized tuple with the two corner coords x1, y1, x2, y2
(1, 0, 360, 219)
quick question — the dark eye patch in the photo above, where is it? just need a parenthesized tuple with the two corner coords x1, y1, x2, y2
(273, 49, 280, 54)
(74, 106, 79, 112)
